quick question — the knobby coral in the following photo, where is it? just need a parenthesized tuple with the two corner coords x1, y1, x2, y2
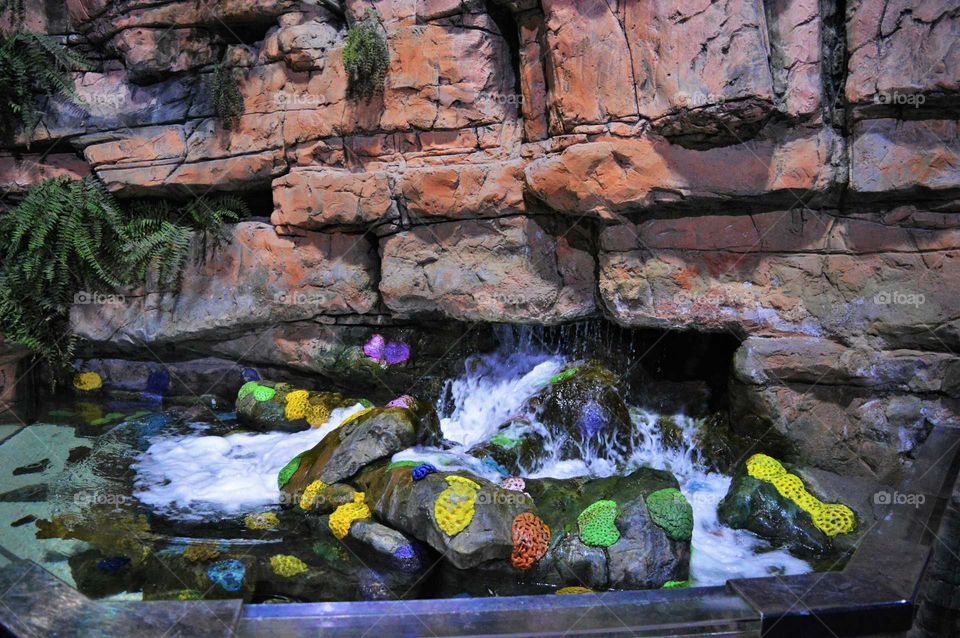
(329, 492, 371, 539)
(270, 554, 309, 577)
(252, 385, 276, 402)
(645, 488, 694, 542)
(745, 454, 856, 537)
(244, 512, 279, 530)
(306, 402, 331, 428)
(284, 390, 310, 420)
(511, 512, 550, 570)
(577, 500, 620, 547)
(73, 371, 102, 391)
(277, 453, 303, 489)
(434, 476, 481, 536)
(300, 480, 328, 511)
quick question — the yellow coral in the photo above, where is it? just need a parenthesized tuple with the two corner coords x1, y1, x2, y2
(329, 492, 370, 539)
(183, 542, 220, 562)
(284, 390, 310, 420)
(338, 407, 374, 429)
(270, 554, 309, 577)
(556, 586, 593, 595)
(746, 454, 856, 537)
(306, 403, 331, 428)
(73, 372, 103, 391)
(244, 512, 279, 530)
(434, 476, 480, 536)
(300, 480, 328, 511)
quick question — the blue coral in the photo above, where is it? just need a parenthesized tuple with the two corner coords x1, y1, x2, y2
(241, 367, 261, 382)
(97, 556, 130, 573)
(207, 559, 245, 592)
(412, 463, 437, 481)
(392, 544, 421, 572)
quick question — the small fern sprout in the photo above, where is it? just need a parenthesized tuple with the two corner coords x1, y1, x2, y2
(341, 9, 389, 101)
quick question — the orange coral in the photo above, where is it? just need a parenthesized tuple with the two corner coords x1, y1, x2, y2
(510, 512, 550, 570)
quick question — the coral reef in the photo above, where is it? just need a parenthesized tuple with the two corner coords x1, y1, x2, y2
(412, 463, 437, 481)
(244, 512, 279, 530)
(207, 559, 245, 592)
(645, 488, 694, 542)
(270, 554, 309, 577)
(329, 492, 371, 539)
(434, 476, 480, 536)
(300, 480, 328, 511)
(746, 454, 856, 537)
(511, 512, 550, 570)
(577, 500, 621, 547)
(277, 453, 304, 489)
(73, 372, 102, 391)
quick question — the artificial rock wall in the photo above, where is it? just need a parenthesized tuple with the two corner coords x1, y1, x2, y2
(1, 0, 959, 484)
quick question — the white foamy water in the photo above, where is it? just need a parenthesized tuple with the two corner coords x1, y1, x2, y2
(133, 404, 365, 520)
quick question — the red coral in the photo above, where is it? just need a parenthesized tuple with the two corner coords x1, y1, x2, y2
(511, 512, 550, 570)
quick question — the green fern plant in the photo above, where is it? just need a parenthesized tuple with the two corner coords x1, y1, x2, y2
(0, 0, 25, 28)
(342, 9, 388, 100)
(0, 30, 90, 143)
(211, 63, 244, 126)
(0, 178, 247, 375)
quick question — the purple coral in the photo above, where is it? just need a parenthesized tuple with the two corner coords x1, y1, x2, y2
(363, 334, 411, 366)
(386, 395, 417, 409)
(502, 477, 526, 492)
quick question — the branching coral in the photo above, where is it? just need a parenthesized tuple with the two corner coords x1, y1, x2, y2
(329, 492, 371, 539)
(745, 454, 856, 537)
(434, 476, 481, 536)
(299, 480, 328, 511)
(244, 512, 279, 530)
(284, 390, 310, 420)
(73, 372, 102, 391)
(277, 453, 303, 489)
(645, 488, 694, 542)
(511, 512, 550, 570)
(577, 500, 620, 547)
(270, 554, 309, 577)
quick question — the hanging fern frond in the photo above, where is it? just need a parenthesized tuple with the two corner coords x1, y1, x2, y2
(0, 178, 247, 377)
(211, 63, 244, 126)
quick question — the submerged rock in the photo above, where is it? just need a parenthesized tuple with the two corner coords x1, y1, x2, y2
(718, 454, 859, 558)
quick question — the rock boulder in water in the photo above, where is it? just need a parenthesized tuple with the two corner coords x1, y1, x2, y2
(282, 407, 419, 495)
(235, 380, 361, 432)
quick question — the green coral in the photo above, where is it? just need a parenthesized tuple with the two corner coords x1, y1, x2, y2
(645, 488, 694, 541)
(490, 433, 518, 449)
(252, 385, 276, 402)
(663, 580, 690, 589)
(359, 398, 374, 408)
(277, 453, 303, 489)
(547, 367, 578, 385)
(238, 381, 259, 400)
(386, 460, 419, 471)
(577, 500, 620, 547)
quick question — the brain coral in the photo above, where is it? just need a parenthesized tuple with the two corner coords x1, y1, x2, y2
(252, 385, 276, 402)
(746, 453, 856, 537)
(501, 477, 525, 492)
(412, 463, 437, 481)
(277, 453, 303, 489)
(511, 512, 550, 570)
(329, 492, 371, 539)
(577, 500, 620, 547)
(434, 476, 481, 536)
(73, 372, 102, 391)
(183, 542, 220, 562)
(299, 480, 328, 511)
(645, 488, 694, 542)
(306, 402, 331, 428)
(237, 381, 259, 400)
(207, 559, 245, 592)
(284, 390, 310, 420)
(244, 512, 279, 530)
(270, 554, 309, 577)
(556, 586, 593, 595)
